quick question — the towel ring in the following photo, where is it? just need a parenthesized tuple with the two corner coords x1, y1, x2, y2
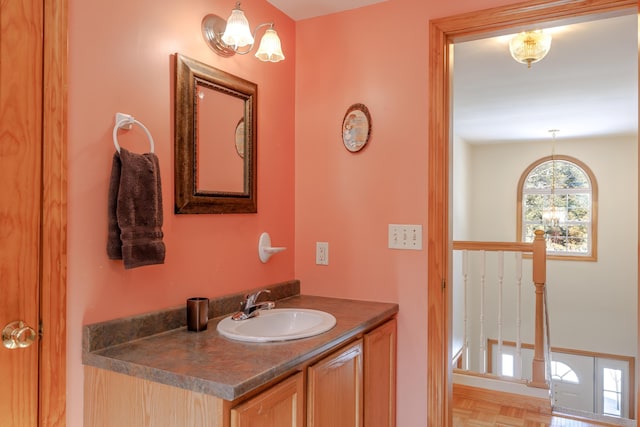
(112, 112, 155, 154)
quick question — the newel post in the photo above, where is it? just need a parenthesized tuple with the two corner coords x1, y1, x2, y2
(529, 229, 548, 388)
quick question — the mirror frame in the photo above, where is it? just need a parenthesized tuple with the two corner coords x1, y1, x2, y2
(174, 53, 257, 214)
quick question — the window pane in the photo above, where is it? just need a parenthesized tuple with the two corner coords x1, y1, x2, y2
(551, 361, 579, 383)
(523, 224, 538, 242)
(603, 391, 622, 417)
(603, 368, 621, 390)
(546, 227, 568, 251)
(602, 367, 623, 417)
(551, 193, 567, 209)
(567, 194, 590, 221)
(524, 194, 544, 221)
(501, 354, 514, 377)
(524, 163, 553, 189)
(559, 160, 589, 189)
(567, 226, 589, 253)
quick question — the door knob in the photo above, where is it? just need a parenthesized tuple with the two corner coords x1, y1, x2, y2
(2, 320, 37, 349)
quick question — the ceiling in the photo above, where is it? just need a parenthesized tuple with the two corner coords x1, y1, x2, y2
(453, 13, 637, 144)
(266, 0, 387, 21)
(266, 2, 637, 144)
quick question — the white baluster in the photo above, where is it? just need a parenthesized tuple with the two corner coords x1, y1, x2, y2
(497, 251, 504, 376)
(515, 251, 523, 379)
(479, 250, 486, 374)
(462, 250, 469, 370)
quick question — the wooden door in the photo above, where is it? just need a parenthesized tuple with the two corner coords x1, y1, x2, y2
(231, 373, 304, 427)
(364, 319, 397, 427)
(0, 1, 44, 424)
(0, 0, 67, 425)
(307, 339, 363, 427)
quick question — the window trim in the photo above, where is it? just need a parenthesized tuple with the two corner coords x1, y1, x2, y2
(516, 154, 598, 261)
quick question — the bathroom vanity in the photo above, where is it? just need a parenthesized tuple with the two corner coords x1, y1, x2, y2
(83, 282, 398, 427)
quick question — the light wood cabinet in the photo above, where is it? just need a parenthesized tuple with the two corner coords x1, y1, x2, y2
(85, 319, 397, 427)
(231, 372, 304, 427)
(84, 366, 226, 427)
(306, 318, 397, 427)
(364, 319, 397, 427)
(307, 339, 364, 427)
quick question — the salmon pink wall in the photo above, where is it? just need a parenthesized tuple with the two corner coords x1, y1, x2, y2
(67, 0, 295, 423)
(293, 0, 529, 425)
(66, 0, 541, 424)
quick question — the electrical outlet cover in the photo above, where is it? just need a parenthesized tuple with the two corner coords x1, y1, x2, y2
(316, 242, 329, 265)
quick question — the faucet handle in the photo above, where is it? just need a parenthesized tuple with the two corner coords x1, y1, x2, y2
(245, 289, 271, 306)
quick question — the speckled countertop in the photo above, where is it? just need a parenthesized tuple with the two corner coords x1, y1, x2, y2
(82, 281, 398, 401)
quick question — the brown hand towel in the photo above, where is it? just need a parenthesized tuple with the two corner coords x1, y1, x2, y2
(107, 147, 165, 269)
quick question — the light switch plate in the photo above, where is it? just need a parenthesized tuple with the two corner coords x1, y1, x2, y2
(388, 224, 423, 250)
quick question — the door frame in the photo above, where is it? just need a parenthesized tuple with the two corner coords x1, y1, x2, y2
(427, 0, 638, 425)
(40, 0, 67, 424)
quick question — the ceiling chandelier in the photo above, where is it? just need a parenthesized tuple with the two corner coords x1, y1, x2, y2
(542, 129, 565, 231)
(509, 30, 552, 68)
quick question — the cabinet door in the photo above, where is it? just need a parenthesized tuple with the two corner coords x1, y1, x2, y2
(231, 372, 304, 427)
(364, 319, 397, 427)
(307, 339, 363, 427)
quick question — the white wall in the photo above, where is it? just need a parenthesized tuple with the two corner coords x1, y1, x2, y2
(455, 135, 637, 369)
(452, 135, 472, 358)
(453, 134, 472, 241)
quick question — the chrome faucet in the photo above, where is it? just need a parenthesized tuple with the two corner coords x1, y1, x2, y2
(231, 289, 275, 321)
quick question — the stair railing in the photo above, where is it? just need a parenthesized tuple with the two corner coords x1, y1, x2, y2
(453, 229, 548, 389)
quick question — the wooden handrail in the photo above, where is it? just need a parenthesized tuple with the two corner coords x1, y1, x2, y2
(452, 241, 534, 253)
(453, 229, 548, 389)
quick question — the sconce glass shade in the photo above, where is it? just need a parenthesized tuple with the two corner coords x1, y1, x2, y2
(221, 6, 254, 48)
(201, 3, 285, 63)
(509, 30, 552, 68)
(255, 28, 285, 62)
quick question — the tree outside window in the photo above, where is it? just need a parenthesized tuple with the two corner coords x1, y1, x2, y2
(518, 155, 597, 260)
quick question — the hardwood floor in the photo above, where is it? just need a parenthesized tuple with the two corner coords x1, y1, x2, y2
(453, 394, 627, 426)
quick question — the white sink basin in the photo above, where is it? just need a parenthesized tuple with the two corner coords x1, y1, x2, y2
(217, 308, 336, 342)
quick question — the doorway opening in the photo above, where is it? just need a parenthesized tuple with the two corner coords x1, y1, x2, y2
(452, 12, 637, 420)
(427, 1, 638, 425)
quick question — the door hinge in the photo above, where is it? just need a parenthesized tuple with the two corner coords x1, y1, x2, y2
(442, 279, 446, 290)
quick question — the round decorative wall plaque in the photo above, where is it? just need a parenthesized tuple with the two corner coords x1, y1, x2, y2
(234, 117, 245, 158)
(341, 103, 371, 153)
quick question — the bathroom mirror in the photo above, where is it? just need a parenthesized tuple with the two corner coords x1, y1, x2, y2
(174, 53, 257, 214)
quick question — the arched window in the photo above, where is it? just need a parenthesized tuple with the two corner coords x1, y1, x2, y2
(551, 361, 579, 384)
(517, 155, 597, 260)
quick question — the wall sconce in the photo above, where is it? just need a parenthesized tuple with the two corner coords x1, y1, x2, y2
(202, 2, 285, 63)
(509, 30, 552, 68)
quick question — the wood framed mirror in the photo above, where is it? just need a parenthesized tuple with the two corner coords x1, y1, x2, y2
(174, 53, 257, 214)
